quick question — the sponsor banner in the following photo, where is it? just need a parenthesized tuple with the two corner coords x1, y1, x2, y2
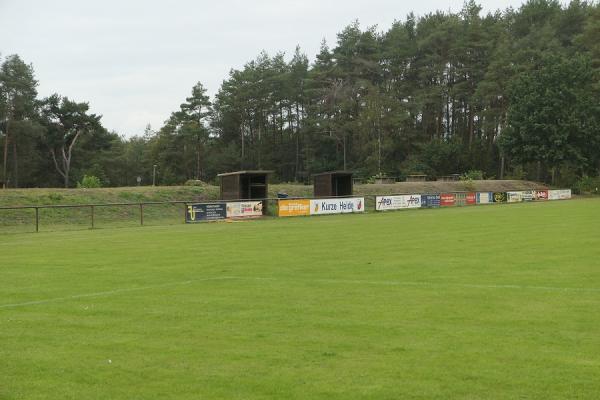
(507, 191, 523, 203)
(440, 193, 456, 207)
(226, 201, 263, 218)
(559, 189, 572, 199)
(375, 194, 421, 211)
(310, 197, 364, 215)
(421, 194, 441, 208)
(548, 190, 561, 200)
(493, 192, 507, 203)
(522, 190, 535, 201)
(186, 203, 227, 223)
(476, 192, 493, 204)
(455, 192, 467, 206)
(466, 192, 477, 205)
(278, 199, 310, 217)
(535, 190, 549, 201)
(548, 189, 572, 200)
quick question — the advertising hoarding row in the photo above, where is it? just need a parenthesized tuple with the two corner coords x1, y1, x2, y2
(186, 201, 263, 222)
(189, 188, 572, 222)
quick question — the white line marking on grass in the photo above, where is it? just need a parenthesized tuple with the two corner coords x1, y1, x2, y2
(311, 278, 600, 293)
(2, 276, 599, 310)
(0, 277, 239, 309)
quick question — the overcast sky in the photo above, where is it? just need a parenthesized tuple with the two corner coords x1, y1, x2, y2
(1, 0, 527, 137)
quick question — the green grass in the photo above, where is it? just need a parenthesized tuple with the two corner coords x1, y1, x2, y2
(1, 199, 599, 399)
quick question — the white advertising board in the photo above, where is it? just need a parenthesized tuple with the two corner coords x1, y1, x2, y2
(476, 192, 492, 204)
(375, 194, 421, 211)
(310, 198, 365, 215)
(226, 201, 263, 218)
(506, 191, 524, 203)
(558, 189, 572, 199)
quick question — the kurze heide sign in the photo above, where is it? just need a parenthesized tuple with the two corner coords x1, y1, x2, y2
(310, 198, 364, 215)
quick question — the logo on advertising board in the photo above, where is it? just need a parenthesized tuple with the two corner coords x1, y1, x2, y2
(186, 203, 227, 223)
(375, 195, 421, 211)
(440, 193, 456, 206)
(535, 190, 548, 200)
(278, 199, 310, 217)
(493, 192, 507, 203)
(310, 198, 364, 215)
(226, 201, 263, 218)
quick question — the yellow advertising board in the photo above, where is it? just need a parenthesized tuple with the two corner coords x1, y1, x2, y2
(278, 199, 310, 217)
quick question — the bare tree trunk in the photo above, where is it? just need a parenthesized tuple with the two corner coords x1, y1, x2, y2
(468, 105, 474, 150)
(2, 122, 9, 189)
(12, 138, 18, 188)
(195, 134, 201, 180)
(240, 125, 245, 169)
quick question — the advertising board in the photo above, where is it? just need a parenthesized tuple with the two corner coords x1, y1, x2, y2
(186, 203, 227, 222)
(476, 192, 493, 204)
(375, 194, 421, 211)
(493, 192, 507, 203)
(277, 199, 310, 217)
(455, 192, 467, 206)
(548, 190, 561, 200)
(310, 197, 364, 215)
(506, 191, 523, 203)
(522, 190, 535, 201)
(440, 193, 456, 207)
(466, 192, 477, 205)
(226, 201, 263, 218)
(535, 190, 548, 200)
(421, 194, 441, 208)
(558, 189, 572, 199)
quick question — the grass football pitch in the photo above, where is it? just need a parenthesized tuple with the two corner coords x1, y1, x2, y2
(1, 199, 599, 399)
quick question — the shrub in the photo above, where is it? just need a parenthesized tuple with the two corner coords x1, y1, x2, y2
(573, 176, 600, 195)
(460, 170, 484, 180)
(77, 175, 102, 189)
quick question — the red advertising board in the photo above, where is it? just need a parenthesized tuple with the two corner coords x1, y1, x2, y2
(440, 193, 456, 206)
(466, 192, 476, 205)
(535, 190, 548, 200)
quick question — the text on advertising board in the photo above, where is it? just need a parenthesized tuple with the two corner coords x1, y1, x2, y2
(375, 195, 421, 211)
(310, 198, 364, 215)
(278, 199, 310, 217)
(186, 203, 227, 222)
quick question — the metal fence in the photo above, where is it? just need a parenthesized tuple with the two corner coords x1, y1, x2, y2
(0, 189, 554, 234)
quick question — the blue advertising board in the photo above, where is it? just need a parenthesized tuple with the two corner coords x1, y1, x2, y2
(421, 194, 441, 208)
(186, 203, 227, 222)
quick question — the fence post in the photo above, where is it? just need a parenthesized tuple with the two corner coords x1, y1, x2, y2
(35, 207, 39, 233)
(91, 205, 95, 229)
(140, 203, 144, 226)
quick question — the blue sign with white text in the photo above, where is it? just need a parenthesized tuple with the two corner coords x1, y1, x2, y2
(421, 194, 441, 208)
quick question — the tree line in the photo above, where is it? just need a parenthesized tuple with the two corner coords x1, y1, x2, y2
(1, 0, 600, 189)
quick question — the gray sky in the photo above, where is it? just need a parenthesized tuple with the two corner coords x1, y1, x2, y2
(0, 0, 527, 137)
